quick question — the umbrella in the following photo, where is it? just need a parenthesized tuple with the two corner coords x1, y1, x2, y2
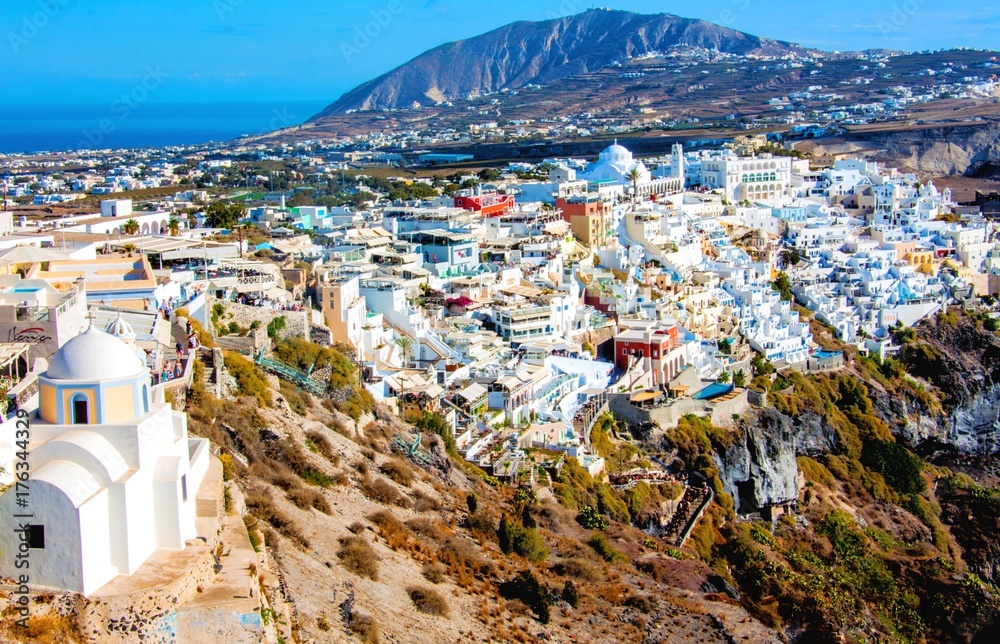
(0, 245, 71, 264)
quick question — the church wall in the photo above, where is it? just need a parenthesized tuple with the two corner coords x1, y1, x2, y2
(79, 491, 116, 596)
(119, 475, 158, 575)
(40, 383, 56, 422)
(153, 477, 184, 550)
(104, 383, 138, 424)
(58, 386, 98, 424)
(0, 481, 80, 593)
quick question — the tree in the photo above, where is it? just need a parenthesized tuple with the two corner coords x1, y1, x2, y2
(122, 219, 139, 235)
(751, 353, 775, 377)
(394, 336, 413, 365)
(167, 217, 180, 236)
(771, 272, 793, 302)
(717, 371, 732, 384)
(733, 369, 746, 388)
(205, 201, 246, 229)
(627, 168, 642, 211)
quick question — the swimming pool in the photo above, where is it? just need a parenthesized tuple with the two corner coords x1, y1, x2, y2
(692, 383, 734, 401)
(814, 350, 843, 359)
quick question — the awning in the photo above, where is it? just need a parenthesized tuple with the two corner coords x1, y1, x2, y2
(631, 391, 662, 403)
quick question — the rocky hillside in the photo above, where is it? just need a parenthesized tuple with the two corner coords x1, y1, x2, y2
(797, 117, 1000, 179)
(314, 8, 806, 116)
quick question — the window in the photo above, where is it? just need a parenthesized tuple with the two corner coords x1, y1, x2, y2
(28, 525, 45, 549)
(181, 475, 188, 502)
(142, 385, 149, 414)
(71, 394, 89, 425)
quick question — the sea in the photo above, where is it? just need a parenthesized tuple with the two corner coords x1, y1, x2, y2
(0, 100, 329, 154)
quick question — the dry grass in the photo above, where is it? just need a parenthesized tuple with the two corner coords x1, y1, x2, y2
(380, 458, 415, 487)
(286, 485, 331, 514)
(422, 562, 447, 584)
(412, 488, 443, 512)
(369, 510, 412, 551)
(305, 430, 339, 465)
(406, 516, 449, 541)
(245, 486, 309, 548)
(351, 613, 380, 643)
(337, 535, 380, 581)
(361, 476, 412, 508)
(407, 586, 451, 618)
(552, 557, 607, 582)
(2, 613, 82, 644)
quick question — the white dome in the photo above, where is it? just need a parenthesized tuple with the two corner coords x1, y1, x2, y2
(46, 327, 147, 381)
(600, 144, 632, 163)
(105, 314, 136, 340)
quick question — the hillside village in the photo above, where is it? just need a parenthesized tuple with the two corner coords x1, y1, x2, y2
(3, 132, 1000, 641)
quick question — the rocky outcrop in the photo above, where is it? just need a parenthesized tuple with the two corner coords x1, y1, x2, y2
(715, 409, 801, 514)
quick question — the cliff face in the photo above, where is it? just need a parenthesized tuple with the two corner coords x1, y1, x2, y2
(715, 408, 812, 513)
(897, 314, 1000, 456)
(801, 121, 1000, 178)
(314, 9, 805, 116)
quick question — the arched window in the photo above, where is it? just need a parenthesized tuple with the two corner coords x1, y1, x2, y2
(142, 385, 149, 414)
(71, 394, 89, 425)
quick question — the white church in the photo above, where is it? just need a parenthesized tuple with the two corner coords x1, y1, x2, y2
(579, 141, 684, 199)
(0, 317, 210, 596)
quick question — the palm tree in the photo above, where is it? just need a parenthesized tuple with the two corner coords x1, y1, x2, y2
(122, 218, 139, 236)
(168, 217, 180, 236)
(121, 243, 136, 258)
(627, 168, 642, 211)
(394, 336, 413, 366)
(733, 370, 746, 388)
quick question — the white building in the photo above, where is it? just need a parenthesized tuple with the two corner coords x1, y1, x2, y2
(0, 319, 210, 596)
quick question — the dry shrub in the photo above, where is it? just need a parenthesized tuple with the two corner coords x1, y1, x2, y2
(624, 594, 657, 614)
(306, 430, 339, 465)
(362, 477, 412, 508)
(328, 416, 352, 439)
(355, 460, 369, 476)
(338, 535, 379, 580)
(286, 485, 331, 514)
(440, 536, 497, 582)
(350, 613, 380, 643)
(407, 586, 450, 618)
(411, 488, 442, 512)
(370, 509, 412, 550)
(466, 511, 496, 538)
(331, 470, 349, 486)
(407, 517, 448, 541)
(7, 613, 81, 644)
(422, 562, 447, 584)
(552, 557, 607, 583)
(348, 521, 366, 534)
(380, 458, 414, 487)
(245, 486, 309, 548)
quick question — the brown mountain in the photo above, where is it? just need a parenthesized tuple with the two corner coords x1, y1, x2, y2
(312, 8, 808, 118)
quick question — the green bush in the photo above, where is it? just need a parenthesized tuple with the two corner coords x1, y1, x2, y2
(499, 570, 551, 623)
(588, 532, 626, 564)
(862, 439, 925, 496)
(223, 352, 272, 407)
(497, 515, 548, 562)
(577, 505, 609, 531)
(267, 315, 287, 340)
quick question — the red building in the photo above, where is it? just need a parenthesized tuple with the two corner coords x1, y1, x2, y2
(614, 324, 685, 386)
(454, 193, 515, 217)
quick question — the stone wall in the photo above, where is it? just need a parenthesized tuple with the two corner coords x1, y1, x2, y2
(609, 389, 750, 430)
(212, 298, 307, 341)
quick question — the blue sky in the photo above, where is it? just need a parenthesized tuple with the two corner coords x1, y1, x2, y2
(3, 0, 996, 105)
